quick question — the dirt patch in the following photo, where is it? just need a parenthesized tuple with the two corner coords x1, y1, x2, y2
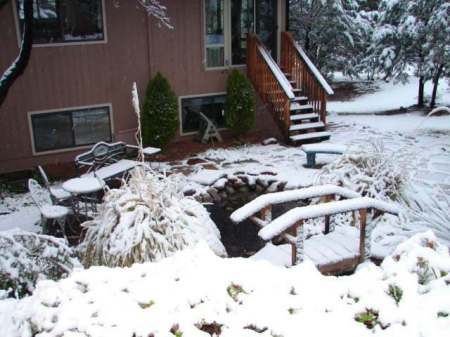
(329, 80, 379, 102)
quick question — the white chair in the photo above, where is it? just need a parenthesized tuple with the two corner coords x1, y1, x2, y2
(37, 166, 71, 203)
(28, 179, 70, 238)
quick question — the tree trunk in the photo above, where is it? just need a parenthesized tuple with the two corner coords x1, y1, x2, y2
(0, 0, 33, 108)
(417, 76, 425, 107)
(430, 64, 444, 109)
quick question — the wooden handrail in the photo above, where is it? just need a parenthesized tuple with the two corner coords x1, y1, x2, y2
(247, 33, 294, 138)
(281, 32, 334, 124)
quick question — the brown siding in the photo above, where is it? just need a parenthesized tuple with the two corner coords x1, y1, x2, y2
(0, 0, 285, 174)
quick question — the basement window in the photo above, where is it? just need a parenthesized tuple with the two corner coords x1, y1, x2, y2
(181, 95, 226, 134)
(30, 106, 112, 153)
(16, 0, 105, 45)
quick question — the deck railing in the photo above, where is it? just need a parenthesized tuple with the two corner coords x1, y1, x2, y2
(281, 32, 334, 124)
(247, 33, 295, 138)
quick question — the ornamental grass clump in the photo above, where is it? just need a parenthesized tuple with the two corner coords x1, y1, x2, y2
(80, 167, 225, 268)
(0, 231, 80, 298)
(318, 140, 406, 201)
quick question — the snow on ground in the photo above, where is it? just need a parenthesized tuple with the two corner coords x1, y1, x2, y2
(0, 193, 40, 233)
(329, 76, 450, 114)
(0, 232, 449, 337)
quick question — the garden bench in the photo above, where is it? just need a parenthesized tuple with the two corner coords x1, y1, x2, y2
(75, 141, 160, 180)
(301, 143, 347, 168)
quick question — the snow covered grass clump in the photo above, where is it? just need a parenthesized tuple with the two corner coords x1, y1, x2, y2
(1, 232, 449, 337)
(0, 230, 80, 299)
(399, 185, 450, 247)
(80, 167, 226, 268)
(318, 140, 406, 201)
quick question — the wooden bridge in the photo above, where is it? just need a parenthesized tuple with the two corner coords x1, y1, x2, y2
(230, 185, 400, 275)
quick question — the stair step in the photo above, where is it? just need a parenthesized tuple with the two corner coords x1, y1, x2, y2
(292, 88, 302, 93)
(293, 96, 308, 102)
(290, 113, 319, 121)
(289, 122, 325, 132)
(290, 131, 331, 143)
(290, 103, 313, 111)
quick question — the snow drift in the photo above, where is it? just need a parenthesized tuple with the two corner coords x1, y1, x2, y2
(1, 231, 449, 337)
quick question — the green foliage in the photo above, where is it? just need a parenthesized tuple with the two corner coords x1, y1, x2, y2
(141, 72, 178, 148)
(387, 284, 403, 305)
(225, 70, 256, 137)
(227, 283, 246, 302)
(355, 309, 379, 329)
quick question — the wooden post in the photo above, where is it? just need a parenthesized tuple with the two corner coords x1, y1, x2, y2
(259, 205, 272, 224)
(290, 221, 304, 266)
(324, 194, 334, 234)
(359, 208, 367, 262)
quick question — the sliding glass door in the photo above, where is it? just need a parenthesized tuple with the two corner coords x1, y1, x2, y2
(204, 0, 279, 68)
(256, 0, 278, 60)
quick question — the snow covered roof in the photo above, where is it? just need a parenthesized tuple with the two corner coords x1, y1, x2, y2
(230, 185, 361, 223)
(259, 197, 400, 240)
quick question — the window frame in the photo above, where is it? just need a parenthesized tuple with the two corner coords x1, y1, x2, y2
(178, 93, 227, 136)
(12, 0, 108, 48)
(28, 103, 114, 156)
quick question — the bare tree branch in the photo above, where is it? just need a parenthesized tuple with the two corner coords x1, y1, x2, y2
(137, 0, 173, 29)
(0, 0, 33, 108)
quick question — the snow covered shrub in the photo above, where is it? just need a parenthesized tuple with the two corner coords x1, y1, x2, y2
(0, 230, 80, 298)
(318, 141, 406, 200)
(383, 231, 450, 286)
(80, 167, 226, 268)
(142, 72, 178, 148)
(225, 69, 256, 137)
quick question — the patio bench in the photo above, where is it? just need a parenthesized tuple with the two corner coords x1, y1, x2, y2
(301, 143, 347, 168)
(75, 141, 160, 180)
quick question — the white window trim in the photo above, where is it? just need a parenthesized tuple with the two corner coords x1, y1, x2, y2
(12, 0, 108, 48)
(28, 103, 114, 156)
(178, 92, 227, 136)
(203, 0, 281, 71)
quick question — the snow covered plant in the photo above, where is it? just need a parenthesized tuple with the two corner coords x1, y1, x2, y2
(399, 185, 450, 247)
(318, 140, 406, 201)
(80, 167, 226, 268)
(0, 230, 80, 298)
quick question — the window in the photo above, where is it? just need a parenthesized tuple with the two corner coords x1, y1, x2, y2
(181, 95, 226, 134)
(16, 0, 105, 45)
(205, 0, 225, 67)
(31, 106, 112, 153)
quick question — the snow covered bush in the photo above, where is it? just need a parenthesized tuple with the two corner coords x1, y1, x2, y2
(318, 141, 406, 200)
(225, 69, 256, 137)
(0, 230, 80, 298)
(141, 72, 178, 148)
(80, 167, 226, 268)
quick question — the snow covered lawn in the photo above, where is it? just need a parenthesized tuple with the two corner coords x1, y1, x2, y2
(329, 76, 450, 114)
(1, 232, 449, 337)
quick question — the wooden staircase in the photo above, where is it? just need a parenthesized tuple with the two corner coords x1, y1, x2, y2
(284, 73, 330, 144)
(247, 32, 334, 145)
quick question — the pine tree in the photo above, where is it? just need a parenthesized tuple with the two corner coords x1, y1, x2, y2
(370, 0, 449, 107)
(225, 69, 256, 138)
(141, 72, 178, 148)
(288, 0, 373, 78)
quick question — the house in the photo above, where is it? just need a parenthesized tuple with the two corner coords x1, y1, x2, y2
(0, 0, 333, 174)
